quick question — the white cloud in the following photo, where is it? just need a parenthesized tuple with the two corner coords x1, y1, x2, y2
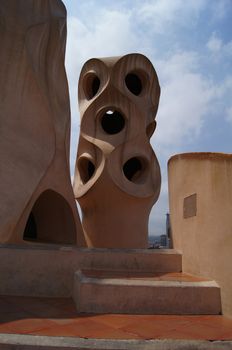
(151, 52, 216, 156)
(138, 0, 206, 32)
(66, 10, 138, 78)
(207, 33, 222, 52)
(207, 32, 232, 59)
(65, 9, 141, 174)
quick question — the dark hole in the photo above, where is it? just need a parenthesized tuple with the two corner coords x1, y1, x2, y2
(88, 160, 95, 179)
(23, 212, 37, 240)
(125, 73, 142, 95)
(101, 110, 125, 135)
(85, 74, 100, 99)
(91, 76, 100, 97)
(79, 158, 95, 184)
(123, 157, 143, 182)
(23, 190, 77, 244)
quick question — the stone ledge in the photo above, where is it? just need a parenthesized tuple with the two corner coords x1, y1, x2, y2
(74, 270, 221, 314)
(0, 334, 231, 350)
(0, 245, 182, 297)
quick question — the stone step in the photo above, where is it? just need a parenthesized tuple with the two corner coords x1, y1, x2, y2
(0, 245, 182, 297)
(77, 248, 182, 272)
(73, 270, 221, 315)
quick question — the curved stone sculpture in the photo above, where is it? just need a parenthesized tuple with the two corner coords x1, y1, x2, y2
(74, 54, 161, 248)
(0, 0, 84, 245)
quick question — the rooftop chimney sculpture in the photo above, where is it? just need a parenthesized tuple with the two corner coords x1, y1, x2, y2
(0, 0, 84, 245)
(74, 54, 161, 248)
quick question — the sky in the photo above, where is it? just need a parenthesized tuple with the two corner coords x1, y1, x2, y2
(62, 0, 232, 236)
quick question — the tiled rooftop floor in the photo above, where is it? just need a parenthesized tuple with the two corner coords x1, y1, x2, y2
(0, 296, 232, 340)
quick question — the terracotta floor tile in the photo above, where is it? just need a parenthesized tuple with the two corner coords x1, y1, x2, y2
(187, 315, 232, 331)
(0, 317, 57, 334)
(221, 331, 232, 340)
(89, 314, 149, 329)
(138, 315, 194, 325)
(120, 315, 229, 340)
(180, 320, 232, 340)
(121, 318, 170, 339)
(50, 317, 81, 326)
(37, 319, 110, 335)
(1, 296, 231, 341)
(91, 328, 142, 340)
(30, 318, 135, 338)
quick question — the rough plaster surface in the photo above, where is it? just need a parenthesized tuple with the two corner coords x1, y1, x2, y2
(168, 152, 232, 317)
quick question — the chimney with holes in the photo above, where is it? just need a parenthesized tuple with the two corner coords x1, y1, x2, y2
(74, 54, 161, 248)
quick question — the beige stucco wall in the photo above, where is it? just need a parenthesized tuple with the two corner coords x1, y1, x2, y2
(168, 152, 232, 317)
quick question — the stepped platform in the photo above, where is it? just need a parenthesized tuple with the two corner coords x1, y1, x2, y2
(0, 296, 232, 349)
(0, 244, 182, 297)
(73, 270, 221, 315)
(0, 244, 231, 349)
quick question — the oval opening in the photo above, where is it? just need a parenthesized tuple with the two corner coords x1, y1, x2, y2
(78, 157, 95, 184)
(23, 190, 76, 244)
(123, 157, 144, 183)
(101, 110, 125, 135)
(125, 73, 142, 96)
(84, 73, 100, 99)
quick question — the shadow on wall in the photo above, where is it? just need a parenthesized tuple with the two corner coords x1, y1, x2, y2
(23, 190, 76, 244)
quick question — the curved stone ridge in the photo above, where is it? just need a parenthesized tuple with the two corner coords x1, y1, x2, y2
(0, 0, 84, 245)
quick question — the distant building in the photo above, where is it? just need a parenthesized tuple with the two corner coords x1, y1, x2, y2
(160, 234, 168, 247)
(166, 213, 171, 238)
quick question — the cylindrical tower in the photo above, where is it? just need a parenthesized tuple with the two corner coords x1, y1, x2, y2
(168, 152, 232, 315)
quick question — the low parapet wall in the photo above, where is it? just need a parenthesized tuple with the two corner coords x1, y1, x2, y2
(168, 152, 232, 317)
(0, 244, 181, 297)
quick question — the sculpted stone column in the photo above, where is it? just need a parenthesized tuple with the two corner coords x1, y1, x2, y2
(74, 54, 161, 248)
(0, 0, 85, 245)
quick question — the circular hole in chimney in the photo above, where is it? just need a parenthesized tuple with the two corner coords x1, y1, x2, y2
(84, 73, 100, 99)
(78, 157, 95, 184)
(125, 73, 142, 96)
(101, 110, 125, 135)
(123, 157, 145, 183)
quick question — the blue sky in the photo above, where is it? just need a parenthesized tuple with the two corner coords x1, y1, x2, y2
(63, 0, 232, 236)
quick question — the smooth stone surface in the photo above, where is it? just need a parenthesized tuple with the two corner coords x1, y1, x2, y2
(74, 54, 161, 248)
(168, 152, 232, 317)
(0, 244, 182, 297)
(0, 0, 84, 246)
(73, 269, 221, 315)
